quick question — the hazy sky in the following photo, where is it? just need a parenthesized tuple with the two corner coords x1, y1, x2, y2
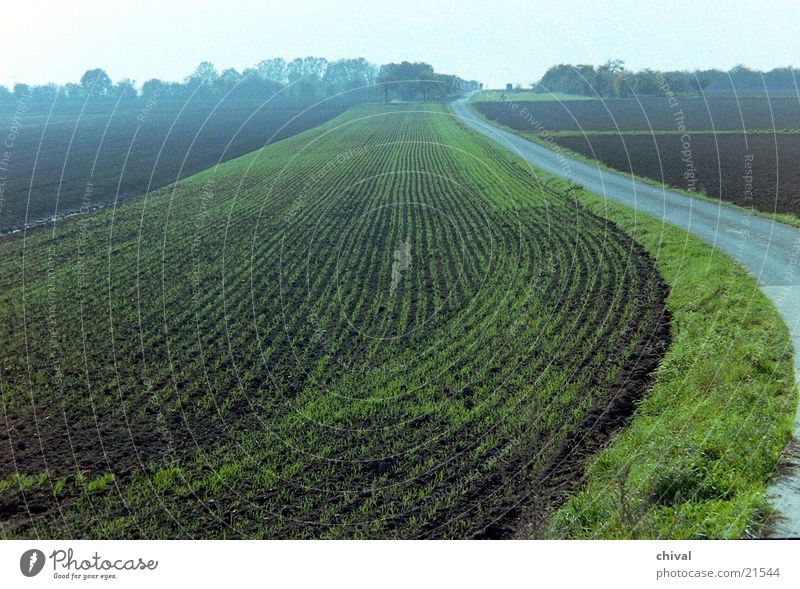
(3, 0, 799, 89)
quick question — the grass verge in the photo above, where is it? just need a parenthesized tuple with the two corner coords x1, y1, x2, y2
(469, 90, 591, 102)
(533, 175, 797, 538)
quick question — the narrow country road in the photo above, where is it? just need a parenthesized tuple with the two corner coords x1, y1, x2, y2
(451, 97, 800, 538)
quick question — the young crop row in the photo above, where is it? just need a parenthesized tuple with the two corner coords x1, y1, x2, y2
(0, 104, 667, 538)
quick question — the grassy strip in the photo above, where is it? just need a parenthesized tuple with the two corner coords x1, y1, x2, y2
(542, 129, 800, 137)
(470, 91, 800, 104)
(469, 90, 710, 103)
(469, 90, 591, 102)
(465, 102, 800, 228)
(534, 176, 797, 538)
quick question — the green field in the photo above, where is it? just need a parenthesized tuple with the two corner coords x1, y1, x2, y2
(0, 104, 667, 538)
(1, 102, 794, 540)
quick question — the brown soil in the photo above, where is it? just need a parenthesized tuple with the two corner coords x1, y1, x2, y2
(552, 133, 800, 217)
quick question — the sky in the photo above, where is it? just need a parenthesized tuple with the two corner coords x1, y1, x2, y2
(2, 0, 799, 89)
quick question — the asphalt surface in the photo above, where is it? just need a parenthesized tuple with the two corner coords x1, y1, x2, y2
(451, 97, 800, 538)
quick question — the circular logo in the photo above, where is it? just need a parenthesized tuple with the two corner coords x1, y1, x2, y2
(20, 549, 45, 577)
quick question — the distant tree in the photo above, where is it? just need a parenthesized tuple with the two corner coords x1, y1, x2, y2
(286, 57, 328, 98)
(763, 67, 799, 92)
(13, 83, 31, 99)
(661, 71, 690, 94)
(539, 64, 597, 96)
(184, 62, 219, 98)
(419, 72, 439, 101)
(689, 76, 711, 95)
(61, 83, 84, 101)
(573, 64, 599, 94)
(80, 68, 112, 97)
(595, 59, 627, 97)
(631, 69, 660, 95)
(287, 57, 327, 82)
(141, 79, 165, 101)
(439, 74, 461, 97)
(377, 62, 435, 101)
(728, 64, 762, 91)
(257, 58, 287, 85)
(323, 58, 376, 96)
(165, 81, 189, 100)
(114, 78, 138, 101)
(353, 58, 376, 89)
(215, 68, 242, 94)
(236, 68, 283, 98)
(31, 83, 58, 103)
(376, 64, 393, 103)
(421, 73, 463, 101)
(187, 62, 218, 85)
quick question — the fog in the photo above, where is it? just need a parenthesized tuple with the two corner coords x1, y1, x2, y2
(3, 0, 799, 89)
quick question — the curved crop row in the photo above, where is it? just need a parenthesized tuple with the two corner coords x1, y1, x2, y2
(0, 104, 668, 538)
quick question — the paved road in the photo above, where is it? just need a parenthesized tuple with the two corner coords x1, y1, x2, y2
(451, 98, 800, 537)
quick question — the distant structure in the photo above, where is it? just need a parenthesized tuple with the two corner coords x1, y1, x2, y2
(506, 83, 513, 91)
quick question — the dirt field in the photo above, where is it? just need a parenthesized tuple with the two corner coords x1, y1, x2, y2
(473, 96, 800, 132)
(0, 101, 345, 233)
(472, 97, 800, 218)
(551, 133, 800, 216)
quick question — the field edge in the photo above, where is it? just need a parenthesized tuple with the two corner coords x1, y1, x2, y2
(446, 104, 797, 537)
(532, 176, 797, 538)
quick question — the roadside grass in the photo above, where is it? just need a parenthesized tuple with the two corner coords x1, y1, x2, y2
(536, 176, 797, 538)
(544, 129, 800, 137)
(464, 102, 800, 228)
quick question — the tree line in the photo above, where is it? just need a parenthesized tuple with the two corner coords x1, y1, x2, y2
(0, 57, 480, 109)
(376, 62, 479, 102)
(533, 61, 800, 98)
